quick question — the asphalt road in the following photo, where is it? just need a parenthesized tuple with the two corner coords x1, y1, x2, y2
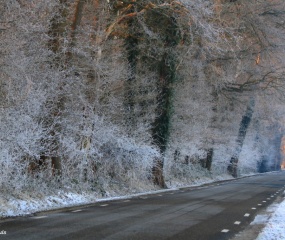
(1, 171, 285, 240)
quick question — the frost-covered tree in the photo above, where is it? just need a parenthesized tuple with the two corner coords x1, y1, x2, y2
(1, 0, 285, 198)
(165, 0, 285, 182)
(219, 0, 285, 176)
(0, 0, 160, 196)
(0, 0, 64, 192)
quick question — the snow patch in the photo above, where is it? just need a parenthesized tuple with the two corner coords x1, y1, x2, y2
(0, 191, 94, 217)
(251, 215, 270, 225)
(256, 191, 285, 240)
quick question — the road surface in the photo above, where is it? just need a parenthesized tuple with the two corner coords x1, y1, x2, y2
(1, 171, 285, 240)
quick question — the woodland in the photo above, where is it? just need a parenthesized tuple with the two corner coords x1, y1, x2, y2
(1, 0, 285, 198)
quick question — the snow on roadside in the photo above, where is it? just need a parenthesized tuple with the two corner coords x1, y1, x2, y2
(0, 174, 233, 218)
(0, 188, 181, 218)
(255, 192, 285, 240)
(0, 173, 263, 218)
(0, 191, 95, 217)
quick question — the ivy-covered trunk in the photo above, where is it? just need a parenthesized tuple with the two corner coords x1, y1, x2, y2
(151, 53, 176, 188)
(107, 1, 187, 188)
(150, 12, 181, 187)
(124, 32, 139, 130)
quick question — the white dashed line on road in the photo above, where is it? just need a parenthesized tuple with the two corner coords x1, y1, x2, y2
(100, 204, 109, 207)
(31, 216, 47, 219)
(263, 201, 266, 203)
(258, 204, 262, 206)
(71, 209, 82, 213)
(251, 208, 256, 210)
(221, 229, 230, 233)
(244, 213, 250, 217)
(234, 221, 241, 225)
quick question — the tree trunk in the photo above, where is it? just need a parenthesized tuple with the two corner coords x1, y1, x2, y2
(152, 157, 167, 188)
(151, 53, 176, 188)
(200, 89, 218, 171)
(206, 148, 213, 171)
(52, 157, 62, 176)
(124, 33, 138, 130)
(44, 0, 87, 177)
(228, 97, 255, 177)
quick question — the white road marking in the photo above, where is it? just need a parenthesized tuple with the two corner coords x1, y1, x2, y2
(100, 204, 109, 207)
(244, 213, 250, 217)
(271, 196, 274, 198)
(221, 229, 230, 233)
(263, 201, 266, 203)
(258, 204, 262, 206)
(267, 198, 270, 200)
(158, 194, 163, 197)
(72, 209, 82, 213)
(123, 200, 130, 202)
(140, 197, 148, 199)
(251, 208, 256, 210)
(234, 221, 241, 225)
(31, 216, 47, 219)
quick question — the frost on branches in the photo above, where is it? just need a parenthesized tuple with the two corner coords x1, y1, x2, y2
(1, 0, 285, 215)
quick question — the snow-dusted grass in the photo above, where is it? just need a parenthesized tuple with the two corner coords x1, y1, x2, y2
(1, 155, 261, 218)
(164, 158, 235, 189)
(0, 173, 233, 218)
(255, 192, 285, 240)
(0, 181, 161, 218)
(0, 191, 94, 217)
(0, 186, 171, 217)
(165, 171, 233, 189)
